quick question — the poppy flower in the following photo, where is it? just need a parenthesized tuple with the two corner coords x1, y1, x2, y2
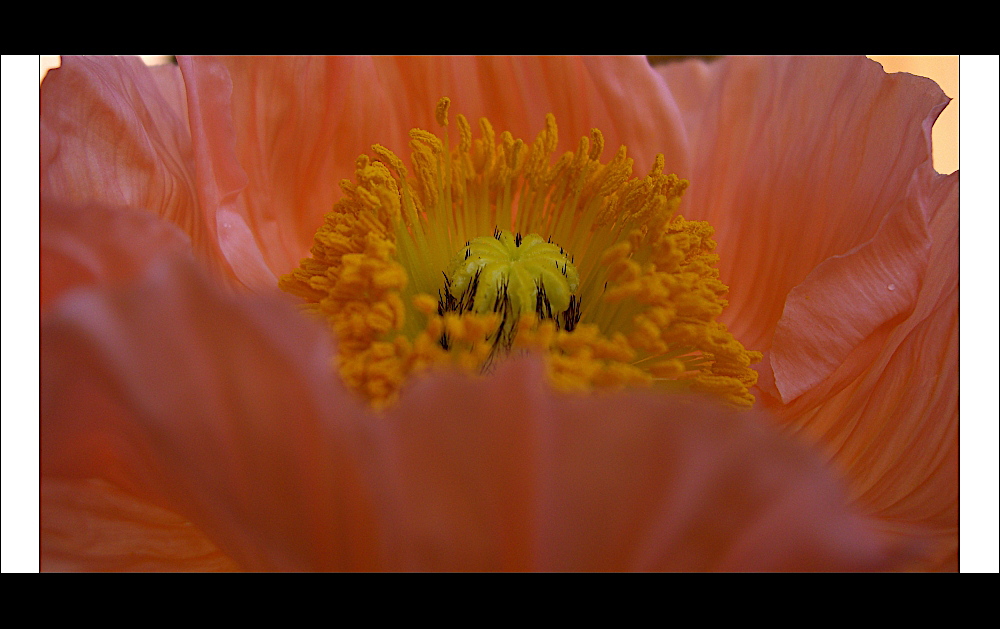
(39, 55, 957, 571)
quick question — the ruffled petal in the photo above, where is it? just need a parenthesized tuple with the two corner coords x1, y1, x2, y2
(652, 57, 724, 131)
(765, 172, 958, 571)
(40, 198, 194, 310)
(770, 191, 931, 403)
(41, 258, 386, 571)
(381, 359, 918, 571)
(39, 57, 223, 275)
(656, 56, 950, 352)
(175, 56, 274, 290)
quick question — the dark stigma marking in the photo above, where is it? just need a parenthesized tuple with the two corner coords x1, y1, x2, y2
(562, 295, 581, 332)
(438, 269, 581, 360)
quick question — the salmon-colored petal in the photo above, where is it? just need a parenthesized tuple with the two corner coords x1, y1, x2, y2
(177, 56, 398, 286)
(174, 56, 276, 291)
(40, 198, 194, 310)
(39, 57, 219, 272)
(180, 56, 688, 282)
(42, 478, 240, 572)
(656, 56, 950, 352)
(578, 56, 689, 178)
(39, 255, 920, 571)
(382, 359, 918, 571)
(41, 258, 385, 571)
(366, 56, 687, 178)
(765, 172, 958, 570)
(652, 57, 724, 131)
(147, 62, 190, 126)
(770, 192, 931, 403)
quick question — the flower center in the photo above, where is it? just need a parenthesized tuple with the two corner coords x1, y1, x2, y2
(280, 97, 762, 409)
(441, 229, 580, 343)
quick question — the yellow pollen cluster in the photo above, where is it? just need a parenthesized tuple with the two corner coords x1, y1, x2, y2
(280, 98, 762, 408)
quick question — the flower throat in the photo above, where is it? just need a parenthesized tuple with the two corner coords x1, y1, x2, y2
(280, 97, 762, 409)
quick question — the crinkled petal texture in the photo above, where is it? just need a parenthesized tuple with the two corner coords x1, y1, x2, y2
(42, 56, 688, 293)
(656, 56, 958, 570)
(771, 174, 958, 571)
(40, 249, 917, 571)
(174, 55, 689, 287)
(40, 55, 272, 290)
(656, 56, 948, 354)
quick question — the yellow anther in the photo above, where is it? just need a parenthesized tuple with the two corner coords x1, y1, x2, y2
(372, 144, 408, 179)
(588, 128, 604, 161)
(412, 293, 438, 315)
(543, 113, 558, 154)
(457, 114, 472, 152)
(435, 97, 450, 127)
(410, 129, 443, 153)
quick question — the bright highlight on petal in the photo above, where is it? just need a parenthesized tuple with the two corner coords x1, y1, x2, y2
(281, 98, 762, 408)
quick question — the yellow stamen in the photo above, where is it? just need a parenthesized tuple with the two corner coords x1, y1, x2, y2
(280, 98, 763, 408)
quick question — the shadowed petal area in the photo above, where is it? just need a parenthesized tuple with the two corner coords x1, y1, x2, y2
(41, 258, 387, 571)
(175, 57, 273, 290)
(382, 359, 918, 571)
(39, 57, 222, 275)
(40, 198, 194, 310)
(40, 255, 920, 571)
(655, 56, 950, 352)
(42, 478, 240, 572)
(178, 55, 688, 283)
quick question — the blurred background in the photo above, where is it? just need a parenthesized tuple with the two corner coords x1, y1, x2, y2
(39, 55, 959, 175)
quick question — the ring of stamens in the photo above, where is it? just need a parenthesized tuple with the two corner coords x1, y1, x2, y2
(280, 97, 762, 409)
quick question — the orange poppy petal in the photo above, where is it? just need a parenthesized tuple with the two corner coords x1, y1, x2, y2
(651, 57, 723, 129)
(42, 478, 239, 572)
(178, 55, 414, 284)
(40, 198, 194, 310)
(40, 56, 952, 572)
(40, 58, 222, 274)
(766, 172, 958, 570)
(40, 255, 921, 571)
(41, 258, 386, 571)
(180, 55, 689, 280)
(656, 56, 950, 352)
(360, 56, 688, 178)
(382, 360, 918, 571)
(172, 56, 277, 291)
(770, 192, 931, 403)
